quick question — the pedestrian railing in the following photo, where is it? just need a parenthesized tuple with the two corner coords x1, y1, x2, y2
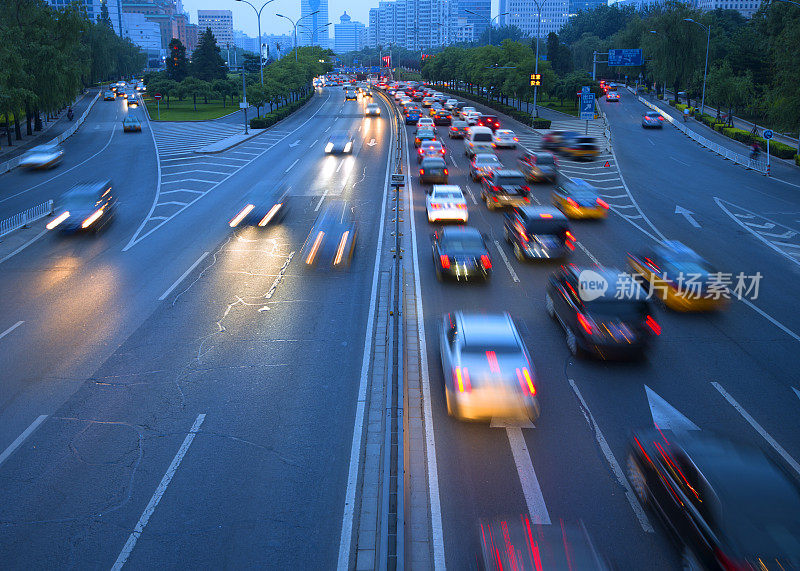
(0, 200, 54, 240)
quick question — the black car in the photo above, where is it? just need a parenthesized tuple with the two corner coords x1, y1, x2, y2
(628, 429, 800, 570)
(432, 226, 491, 281)
(433, 109, 452, 125)
(301, 200, 357, 269)
(477, 114, 500, 132)
(518, 151, 558, 183)
(503, 206, 575, 260)
(642, 111, 664, 128)
(419, 157, 449, 184)
(325, 132, 353, 154)
(546, 265, 658, 358)
(448, 120, 469, 139)
(47, 180, 117, 233)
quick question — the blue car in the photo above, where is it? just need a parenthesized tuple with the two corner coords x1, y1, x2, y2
(405, 110, 421, 124)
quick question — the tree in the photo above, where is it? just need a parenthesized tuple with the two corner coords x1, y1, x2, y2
(212, 79, 232, 107)
(98, 1, 113, 29)
(180, 77, 210, 111)
(247, 84, 268, 117)
(477, 25, 526, 46)
(242, 52, 261, 74)
(191, 28, 227, 82)
(166, 38, 189, 81)
(707, 61, 754, 124)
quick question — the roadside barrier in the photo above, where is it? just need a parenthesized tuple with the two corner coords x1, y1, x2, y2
(0, 200, 53, 240)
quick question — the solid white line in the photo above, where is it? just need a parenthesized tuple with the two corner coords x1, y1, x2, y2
(111, 414, 206, 570)
(0, 229, 48, 266)
(337, 101, 395, 571)
(0, 415, 47, 468)
(712, 382, 800, 477)
(314, 188, 330, 212)
(309, 138, 319, 148)
(335, 159, 344, 173)
(158, 252, 209, 301)
(284, 158, 300, 174)
(738, 298, 800, 343)
(506, 427, 551, 524)
(569, 379, 654, 533)
(493, 240, 520, 283)
(0, 320, 24, 341)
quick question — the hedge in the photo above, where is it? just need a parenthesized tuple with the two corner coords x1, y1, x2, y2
(250, 92, 313, 129)
(719, 127, 798, 159)
(433, 85, 552, 129)
(796, 154, 800, 167)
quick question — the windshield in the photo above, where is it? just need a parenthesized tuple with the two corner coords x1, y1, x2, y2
(442, 235, 485, 251)
(496, 175, 526, 186)
(475, 156, 501, 165)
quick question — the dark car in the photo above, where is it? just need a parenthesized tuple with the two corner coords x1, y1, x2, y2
(519, 151, 558, 183)
(546, 265, 658, 358)
(448, 120, 469, 139)
(642, 111, 664, 128)
(469, 153, 502, 182)
(503, 206, 575, 260)
(433, 109, 452, 125)
(325, 132, 353, 154)
(628, 429, 800, 570)
(417, 140, 446, 162)
(414, 128, 436, 147)
(103, 90, 116, 101)
(301, 200, 357, 269)
(480, 169, 531, 210)
(541, 130, 579, 152)
(228, 187, 290, 228)
(47, 180, 117, 233)
(432, 226, 491, 281)
(122, 116, 142, 132)
(419, 156, 449, 184)
(477, 114, 500, 131)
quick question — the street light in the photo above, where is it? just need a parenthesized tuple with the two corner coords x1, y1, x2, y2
(683, 18, 710, 116)
(277, 9, 320, 62)
(464, 9, 509, 46)
(529, 1, 543, 118)
(234, 0, 275, 85)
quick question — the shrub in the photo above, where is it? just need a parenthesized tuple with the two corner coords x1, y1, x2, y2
(250, 92, 312, 129)
(532, 118, 552, 129)
(768, 140, 798, 159)
(668, 99, 676, 106)
(795, 154, 800, 167)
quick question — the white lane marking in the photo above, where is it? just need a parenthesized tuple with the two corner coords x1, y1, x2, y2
(645, 385, 700, 432)
(324, 126, 331, 133)
(506, 427, 551, 524)
(737, 297, 800, 343)
(463, 184, 478, 205)
(0, 320, 24, 341)
(0, 415, 47, 469)
(794, 387, 800, 402)
(289, 139, 300, 147)
(648, 138, 655, 146)
(569, 379, 654, 533)
(284, 159, 300, 174)
(403, 117, 446, 570)
(309, 138, 319, 148)
(335, 159, 344, 173)
(0, 228, 48, 266)
(670, 156, 690, 166)
(158, 252, 209, 301)
(161, 169, 229, 177)
(675, 205, 701, 228)
(493, 240, 520, 283)
(111, 414, 206, 570)
(573, 240, 601, 266)
(712, 382, 800, 477)
(314, 188, 330, 212)
(337, 103, 395, 571)
(449, 154, 458, 167)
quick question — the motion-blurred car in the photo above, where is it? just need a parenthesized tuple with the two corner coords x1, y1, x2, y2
(418, 140, 446, 162)
(122, 116, 142, 132)
(416, 117, 435, 130)
(228, 188, 289, 229)
(552, 179, 610, 219)
(562, 135, 600, 161)
(344, 87, 358, 101)
(405, 108, 421, 124)
(469, 153, 503, 182)
(325, 132, 353, 154)
(480, 169, 531, 210)
(301, 200, 357, 269)
(439, 311, 539, 422)
(19, 143, 64, 169)
(642, 111, 664, 128)
(422, 96, 435, 107)
(464, 111, 482, 125)
(503, 206, 575, 260)
(428, 103, 444, 117)
(606, 92, 620, 102)
(541, 130, 579, 153)
(448, 120, 469, 139)
(419, 157, 449, 184)
(426, 184, 468, 223)
(364, 103, 381, 116)
(444, 98, 458, 110)
(433, 109, 452, 125)
(476, 114, 500, 132)
(459, 106, 477, 119)
(464, 126, 495, 158)
(627, 429, 800, 570)
(46, 180, 116, 233)
(126, 94, 138, 108)
(627, 240, 729, 312)
(103, 90, 116, 101)
(414, 128, 437, 147)
(518, 151, 558, 183)
(432, 226, 491, 281)
(492, 129, 518, 148)
(546, 265, 658, 358)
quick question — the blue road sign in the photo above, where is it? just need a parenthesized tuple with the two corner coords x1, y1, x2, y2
(608, 49, 643, 66)
(580, 92, 595, 121)
(763, 129, 774, 140)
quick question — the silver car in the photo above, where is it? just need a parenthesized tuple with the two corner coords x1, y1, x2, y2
(19, 143, 64, 170)
(440, 311, 540, 423)
(642, 111, 664, 128)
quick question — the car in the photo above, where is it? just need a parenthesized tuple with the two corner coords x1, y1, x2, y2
(459, 106, 477, 119)
(562, 135, 600, 161)
(642, 111, 664, 128)
(426, 184, 468, 223)
(46, 180, 117, 233)
(476, 114, 500, 131)
(503, 206, 575, 260)
(627, 240, 729, 312)
(136, 82, 145, 92)
(122, 116, 142, 132)
(405, 108, 422, 124)
(448, 120, 469, 139)
(432, 226, 491, 281)
(627, 429, 800, 570)
(546, 265, 658, 358)
(126, 94, 138, 108)
(103, 90, 116, 101)
(541, 130, 579, 152)
(480, 169, 531, 210)
(18, 143, 64, 169)
(418, 140, 446, 162)
(428, 103, 443, 117)
(414, 128, 437, 147)
(422, 96, 435, 107)
(419, 156, 449, 184)
(492, 129, 518, 148)
(228, 187, 290, 229)
(433, 109, 452, 125)
(439, 311, 540, 422)
(552, 179, 610, 219)
(416, 117, 435, 130)
(518, 151, 558, 183)
(361, 89, 373, 98)
(464, 126, 495, 157)
(325, 132, 354, 154)
(606, 92, 620, 102)
(301, 200, 357, 269)
(344, 88, 358, 101)
(464, 111, 482, 125)
(444, 98, 458, 110)
(365, 103, 381, 116)
(469, 153, 503, 182)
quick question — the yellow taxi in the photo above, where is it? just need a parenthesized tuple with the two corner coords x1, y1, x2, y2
(627, 241, 729, 312)
(552, 179, 609, 219)
(561, 135, 600, 161)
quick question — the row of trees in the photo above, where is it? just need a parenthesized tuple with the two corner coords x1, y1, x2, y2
(0, 0, 145, 147)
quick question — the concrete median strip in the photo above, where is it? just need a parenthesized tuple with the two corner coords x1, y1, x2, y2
(192, 129, 266, 153)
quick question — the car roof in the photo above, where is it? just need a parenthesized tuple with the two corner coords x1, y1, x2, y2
(567, 266, 648, 301)
(432, 184, 462, 194)
(440, 226, 481, 239)
(474, 154, 500, 162)
(63, 180, 112, 198)
(493, 169, 525, 176)
(496, 129, 514, 134)
(458, 312, 519, 349)
(563, 179, 596, 191)
(518, 206, 567, 219)
(421, 156, 446, 166)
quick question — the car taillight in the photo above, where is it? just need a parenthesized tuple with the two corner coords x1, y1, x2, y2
(577, 313, 594, 334)
(454, 367, 471, 392)
(516, 368, 536, 396)
(440, 254, 451, 268)
(480, 255, 492, 269)
(430, 202, 441, 208)
(456, 203, 467, 209)
(419, 169, 425, 175)
(659, 116, 664, 121)
(645, 315, 661, 335)
(597, 198, 609, 209)
(443, 169, 448, 175)
(514, 137, 519, 141)
(522, 186, 530, 193)
(566, 197, 579, 208)
(441, 149, 445, 154)
(523, 196, 530, 203)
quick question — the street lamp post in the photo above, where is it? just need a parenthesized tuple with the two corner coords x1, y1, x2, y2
(277, 10, 320, 62)
(683, 18, 710, 116)
(464, 9, 509, 47)
(234, 0, 276, 85)
(531, 0, 543, 118)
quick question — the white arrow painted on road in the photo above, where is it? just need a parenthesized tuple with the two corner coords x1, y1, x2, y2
(289, 139, 300, 147)
(675, 205, 701, 228)
(367, 138, 376, 146)
(645, 385, 700, 432)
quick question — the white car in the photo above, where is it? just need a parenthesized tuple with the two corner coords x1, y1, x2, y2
(416, 117, 435, 130)
(460, 106, 477, 119)
(493, 129, 518, 148)
(19, 143, 64, 169)
(365, 103, 381, 116)
(607, 92, 620, 102)
(464, 111, 482, 125)
(426, 184, 468, 223)
(444, 99, 458, 110)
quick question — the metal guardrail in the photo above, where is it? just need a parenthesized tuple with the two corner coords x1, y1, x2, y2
(0, 200, 53, 240)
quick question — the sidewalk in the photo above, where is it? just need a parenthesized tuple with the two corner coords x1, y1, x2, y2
(0, 88, 98, 162)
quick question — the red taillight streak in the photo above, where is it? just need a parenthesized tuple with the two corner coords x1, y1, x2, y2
(440, 254, 450, 268)
(577, 313, 593, 334)
(443, 169, 448, 175)
(597, 198, 610, 209)
(419, 169, 424, 175)
(566, 197, 578, 208)
(655, 441, 699, 500)
(480, 254, 492, 269)
(430, 202, 441, 208)
(561, 519, 574, 571)
(645, 315, 661, 335)
(486, 350, 500, 373)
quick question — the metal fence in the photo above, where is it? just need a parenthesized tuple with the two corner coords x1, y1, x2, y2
(0, 200, 53, 240)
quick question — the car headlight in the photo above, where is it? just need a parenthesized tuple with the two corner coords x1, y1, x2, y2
(344, 141, 352, 153)
(325, 142, 334, 153)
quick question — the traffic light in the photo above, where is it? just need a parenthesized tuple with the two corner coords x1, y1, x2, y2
(529, 73, 541, 87)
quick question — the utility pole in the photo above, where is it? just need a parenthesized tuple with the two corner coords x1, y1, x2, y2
(241, 67, 248, 134)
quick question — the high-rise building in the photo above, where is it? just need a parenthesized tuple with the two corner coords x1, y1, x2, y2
(695, 0, 762, 17)
(506, 0, 570, 38)
(368, 0, 458, 51)
(453, 17, 475, 43)
(185, 22, 198, 53)
(122, 11, 162, 61)
(233, 30, 260, 53)
(568, 0, 606, 14)
(197, 9, 233, 47)
(458, 0, 490, 38)
(44, 0, 124, 35)
(334, 11, 366, 53)
(299, 0, 330, 48)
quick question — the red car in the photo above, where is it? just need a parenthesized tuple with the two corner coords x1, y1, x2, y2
(477, 115, 500, 132)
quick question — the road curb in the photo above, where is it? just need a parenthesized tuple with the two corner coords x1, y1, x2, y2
(193, 129, 267, 153)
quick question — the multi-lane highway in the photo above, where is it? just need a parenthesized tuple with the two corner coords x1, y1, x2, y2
(1, 80, 799, 569)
